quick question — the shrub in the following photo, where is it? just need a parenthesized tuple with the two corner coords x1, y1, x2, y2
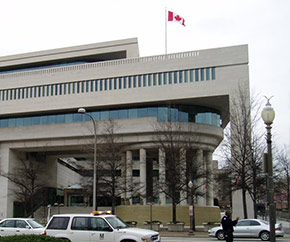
(0, 235, 66, 242)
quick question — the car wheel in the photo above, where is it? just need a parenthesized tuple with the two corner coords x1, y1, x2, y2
(216, 230, 224, 240)
(259, 231, 270, 241)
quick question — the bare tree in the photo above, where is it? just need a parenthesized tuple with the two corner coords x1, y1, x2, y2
(154, 117, 207, 226)
(0, 153, 46, 217)
(276, 146, 290, 215)
(96, 119, 125, 214)
(220, 88, 266, 218)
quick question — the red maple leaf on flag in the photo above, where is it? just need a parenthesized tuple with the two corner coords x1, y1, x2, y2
(175, 15, 182, 21)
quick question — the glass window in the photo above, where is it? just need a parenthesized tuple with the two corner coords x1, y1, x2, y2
(158, 73, 162, 85)
(128, 76, 132, 88)
(38, 86, 41, 97)
(132, 196, 140, 204)
(118, 77, 122, 89)
(73, 114, 83, 122)
(168, 72, 173, 84)
(132, 170, 140, 177)
(72, 82, 76, 94)
(55, 84, 58, 96)
(40, 116, 48, 125)
(174, 71, 178, 83)
(31, 117, 40, 125)
(148, 108, 157, 117)
(137, 108, 148, 118)
(86, 81, 89, 92)
(143, 74, 147, 87)
(46, 85, 50, 97)
(0, 220, 15, 228)
(81, 81, 85, 93)
(91, 217, 112, 231)
(104, 79, 108, 91)
(195, 69, 199, 82)
(91, 112, 100, 121)
(211, 67, 216, 80)
(133, 76, 137, 88)
(114, 78, 117, 90)
(184, 70, 189, 83)
(0, 119, 8, 128)
(90, 80, 94, 92)
(128, 109, 138, 119)
(50, 85, 54, 96)
(41, 86, 45, 97)
(201, 68, 205, 81)
(123, 77, 127, 89)
(64, 114, 73, 123)
(109, 110, 119, 120)
(119, 109, 128, 119)
(68, 83, 71, 94)
(8, 118, 16, 127)
(100, 79, 103, 91)
(138, 75, 142, 87)
(71, 217, 89, 230)
(153, 73, 157, 86)
(157, 107, 168, 122)
(206, 68, 210, 80)
(148, 74, 152, 86)
(179, 71, 183, 83)
(16, 220, 28, 228)
(95, 80, 98, 92)
(47, 217, 70, 230)
(163, 72, 167, 85)
(190, 70, 194, 82)
(100, 111, 109, 120)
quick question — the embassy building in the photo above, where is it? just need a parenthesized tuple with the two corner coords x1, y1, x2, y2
(0, 38, 249, 219)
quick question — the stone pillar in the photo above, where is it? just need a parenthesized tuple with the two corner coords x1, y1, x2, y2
(139, 148, 147, 204)
(158, 148, 166, 205)
(180, 148, 187, 205)
(196, 149, 205, 206)
(126, 151, 133, 205)
(205, 151, 214, 206)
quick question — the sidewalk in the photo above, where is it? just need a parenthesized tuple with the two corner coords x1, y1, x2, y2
(159, 228, 290, 238)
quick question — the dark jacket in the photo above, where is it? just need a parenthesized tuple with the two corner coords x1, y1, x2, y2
(221, 215, 238, 235)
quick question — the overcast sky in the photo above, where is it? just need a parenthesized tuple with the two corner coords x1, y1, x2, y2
(0, 0, 289, 149)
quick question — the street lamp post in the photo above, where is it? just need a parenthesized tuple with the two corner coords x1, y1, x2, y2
(188, 180, 194, 234)
(78, 108, 97, 211)
(261, 97, 276, 242)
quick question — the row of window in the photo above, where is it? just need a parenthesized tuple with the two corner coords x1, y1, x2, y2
(0, 106, 222, 128)
(0, 68, 216, 101)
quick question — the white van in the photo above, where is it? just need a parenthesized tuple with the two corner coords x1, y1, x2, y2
(44, 212, 160, 242)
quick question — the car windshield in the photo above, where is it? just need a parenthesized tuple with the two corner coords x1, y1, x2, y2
(27, 220, 43, 228)
(106, 216, 128, 229)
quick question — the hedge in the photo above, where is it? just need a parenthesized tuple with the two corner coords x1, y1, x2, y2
(0, 235, 67, 242)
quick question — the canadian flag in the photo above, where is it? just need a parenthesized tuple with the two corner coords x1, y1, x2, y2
(168, 11, 185, 26)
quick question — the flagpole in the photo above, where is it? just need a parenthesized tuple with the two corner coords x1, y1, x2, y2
(165, 7, 167, 54)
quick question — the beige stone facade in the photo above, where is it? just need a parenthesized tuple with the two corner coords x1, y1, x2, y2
(0, 38, 249, 219)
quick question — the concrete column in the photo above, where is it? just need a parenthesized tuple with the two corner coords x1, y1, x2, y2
(205, 151, 214, 206)
(196, 149, 205, 206)
(126, 150, 133, 205)
(0, 147, 21, 218)
(158, 148, 166, 205)
(139, 148, 147, 205)
(180, 148, 187, 205)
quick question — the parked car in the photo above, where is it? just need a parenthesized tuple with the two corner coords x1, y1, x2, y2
(44, 211, 160, 242)
(0, 218, 44, 237)
(208, 218, 284, 241)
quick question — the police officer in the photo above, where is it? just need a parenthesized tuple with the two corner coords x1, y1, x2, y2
(221, 210, 239, 242)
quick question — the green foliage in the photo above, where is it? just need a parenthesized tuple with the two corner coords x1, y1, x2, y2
(0, 235, 66, 242)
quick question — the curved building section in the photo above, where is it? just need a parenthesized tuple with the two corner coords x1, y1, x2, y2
(0, 38, 249, 218)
